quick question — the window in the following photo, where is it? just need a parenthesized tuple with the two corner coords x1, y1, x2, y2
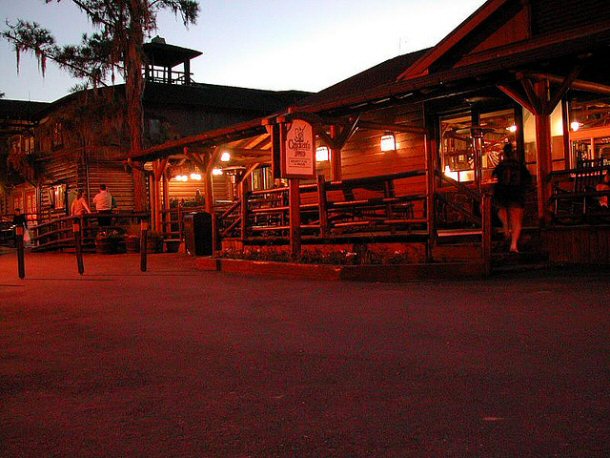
(440, 109, 516, 183)
(52, 122, 63, 149)
(49, 184, 66, 210)
(568, 96, 610, 167)
(251, 166, 273, 191)
(23, 135, 35, 154)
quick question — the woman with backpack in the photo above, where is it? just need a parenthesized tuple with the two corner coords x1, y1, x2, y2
(492, 142, 532, 253)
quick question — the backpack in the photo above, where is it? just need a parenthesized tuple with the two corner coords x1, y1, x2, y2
(497, 160, 530, 188)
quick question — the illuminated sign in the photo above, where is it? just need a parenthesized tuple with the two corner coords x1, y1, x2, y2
(282, 119, 315, 179)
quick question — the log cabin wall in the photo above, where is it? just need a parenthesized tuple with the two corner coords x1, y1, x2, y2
(163, 174, 230, 205)
(39, 147, 81, 220)
(321, 104, 427, 197)
(86, 158, 137, 211)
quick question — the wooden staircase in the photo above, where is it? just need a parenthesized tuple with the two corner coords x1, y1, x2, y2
(432, 227, 549, 275)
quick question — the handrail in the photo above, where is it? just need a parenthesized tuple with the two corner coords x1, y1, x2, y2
(327, 169, 425, 189)
(435, 169, 481, 202)
(29, 211, 150, 251)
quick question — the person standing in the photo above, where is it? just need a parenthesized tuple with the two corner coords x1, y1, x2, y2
(71, 190, 92, 216)
(92, 184, 113, 227)
(492, 143, 532, 253)
(12, 208, 27, 230)
(12, 208, 29, 245)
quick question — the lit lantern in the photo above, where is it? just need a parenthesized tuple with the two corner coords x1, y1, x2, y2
(190, 173, 202, 181)
(380, 133, 396, 152)
(212, 168, 223, 176)
(506, 124, 517, 133)
(220, 151, 231, 162)
(316, 146, 329, 162)
(571, 121, 582, 132)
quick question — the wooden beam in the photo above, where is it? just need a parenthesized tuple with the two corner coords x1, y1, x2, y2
(330, 125, 342, 181)
(184, 147, 207, 172)
(522, 71, 610, 95)
(497, 84, 536, 114)
(520, 76, 542, 115)
(545, 64, 583, 114)
(237, 162, 261, 185)
(357, 120, 428, 135)
(243, 133, 269, 150)
(289, 178, 301, 259)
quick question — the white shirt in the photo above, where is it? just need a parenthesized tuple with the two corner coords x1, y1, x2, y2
(93, 190, 113, 211)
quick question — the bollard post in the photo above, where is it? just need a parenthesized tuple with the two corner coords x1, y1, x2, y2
(140, 220, 148, 272)
(15, 226, 25, 279)
(73, 219, 85, 275)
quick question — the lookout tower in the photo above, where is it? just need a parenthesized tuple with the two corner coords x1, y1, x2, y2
(143, 36, 202, 85)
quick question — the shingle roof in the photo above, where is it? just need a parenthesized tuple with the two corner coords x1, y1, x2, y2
(143, 82, 311, 113)
(0, 99, 50, 121)
(295, 49, 429, 108)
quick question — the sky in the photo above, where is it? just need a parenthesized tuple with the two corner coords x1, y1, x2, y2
(0, 0, 486, 102)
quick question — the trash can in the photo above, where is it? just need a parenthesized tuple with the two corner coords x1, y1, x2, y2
(183, 212, 213, 256)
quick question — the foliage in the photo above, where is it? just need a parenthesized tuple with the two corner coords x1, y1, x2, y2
(2, 1, 200, 209)
(216, 247, 414, 266)
(2, 1, 199, 89)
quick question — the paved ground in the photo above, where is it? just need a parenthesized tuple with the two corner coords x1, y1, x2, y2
(1, 251, 609, 457)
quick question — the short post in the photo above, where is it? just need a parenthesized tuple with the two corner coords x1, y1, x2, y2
(73, 219, 85, 275)
(140, 220, 149, 272)
(481, 192, 493, 278)
(15, 226, 25, 279)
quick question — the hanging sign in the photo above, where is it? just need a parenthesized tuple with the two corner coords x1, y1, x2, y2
(281, 118, 315, 179)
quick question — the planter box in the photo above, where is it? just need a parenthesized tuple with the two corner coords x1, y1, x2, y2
(200, 258, 486, 282)
(95, 237, 126, 254)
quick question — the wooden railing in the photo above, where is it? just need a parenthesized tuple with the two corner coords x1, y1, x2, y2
(217, 170, 429, 243)
(29, 211, 149, 251)
(548, 163, 610, 224)
(434, 170, 494, 273)
(435, 170, 483, 228)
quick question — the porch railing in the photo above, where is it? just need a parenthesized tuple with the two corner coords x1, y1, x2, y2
(548, 162, 610, 224)
(217, 170, 429, 243)
(28, 211, 149, 251)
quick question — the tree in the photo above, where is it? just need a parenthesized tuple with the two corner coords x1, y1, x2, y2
(2, 0, 199, 210)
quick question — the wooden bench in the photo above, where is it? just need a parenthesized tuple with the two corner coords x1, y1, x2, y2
(550, 161, 609, 223)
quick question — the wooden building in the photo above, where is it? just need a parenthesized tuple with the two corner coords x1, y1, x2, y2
(0, 39, 310, 228)
(134, 0, 610, 268)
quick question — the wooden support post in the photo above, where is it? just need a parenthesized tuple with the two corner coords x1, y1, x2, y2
(148, 173, 156, 232)
(73, 219, 84, 275)
(239, 180, 248, 243)
(15, 225, 25, 279)
(534, 80, 553, 226)
(140, 220, 148, 272)
(317, 174, 328, 237)
(481, 192, 493, 278)
(204, 148, 221, 253)
(424, 132, 436, 262)
(289, 178, 301, 259)
(152, 159, 167, 234)
(162, 171, 169, 237)
(561, 98, 571, 170)
(330, 125, 342, 181)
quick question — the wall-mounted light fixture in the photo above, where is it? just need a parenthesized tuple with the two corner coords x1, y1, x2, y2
(506, 124, 518, 133)
(174, 174, 188, 182)
(570, 121, 582, 132)
(380, 133, 396, 152)
(316, 146, 329, 162)
(190, 173, 202, 181)
(212, 168, 223, 176)
(220, 151, 231, 162)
